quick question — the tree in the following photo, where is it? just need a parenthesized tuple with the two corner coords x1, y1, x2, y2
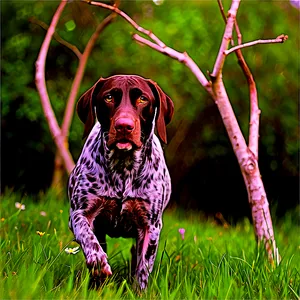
(35, 1, 118, 193)
(35, 0, 288, 264)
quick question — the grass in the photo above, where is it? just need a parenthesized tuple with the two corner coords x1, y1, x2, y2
(0, 190, 299, 299)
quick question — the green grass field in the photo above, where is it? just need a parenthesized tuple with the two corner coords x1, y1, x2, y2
(0, 190, 299, 299)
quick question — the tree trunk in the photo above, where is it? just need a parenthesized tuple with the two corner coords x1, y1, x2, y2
(212, 75, 279, 263)
(241, 166, 280, 264)
(51, 152, 65, 195)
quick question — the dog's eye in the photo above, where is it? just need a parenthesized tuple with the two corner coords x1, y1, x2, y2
(137, 95, 148, 104)
(104, 94, 113, 103)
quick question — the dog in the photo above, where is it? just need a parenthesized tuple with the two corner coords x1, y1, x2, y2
(68, 74, 174, 289)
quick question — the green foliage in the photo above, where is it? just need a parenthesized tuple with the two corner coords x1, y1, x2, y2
(1, 1, 298, 194)
(0, 192, 299, 299)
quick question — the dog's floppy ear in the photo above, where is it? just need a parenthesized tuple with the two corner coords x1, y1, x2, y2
(77, 77, 106, 138)
(147, 80, 174, 144)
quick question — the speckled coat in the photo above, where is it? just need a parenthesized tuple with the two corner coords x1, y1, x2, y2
(68, 75, 174, 290)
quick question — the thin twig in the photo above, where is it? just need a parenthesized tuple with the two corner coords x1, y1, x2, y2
(239, 53, 260, 158)
(225, 35, 288, 55)
(83, 0, 166, 48)
(29, 16, 82, 59)
(217, 0, 227, 24)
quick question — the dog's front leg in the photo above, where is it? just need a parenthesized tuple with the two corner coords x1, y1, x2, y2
(69, 210, 112, 278)
(135, 220, 162, 290)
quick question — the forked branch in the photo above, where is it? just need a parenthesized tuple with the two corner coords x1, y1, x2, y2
(217, 0, 260, 159)
(29, 16, 82, 59)
(216, 0, 283, 264)
(61, 12, 117, 138)
(35, 0, 74, 174)
(36, 0, 116, 178)
(235, 25, 260, 158)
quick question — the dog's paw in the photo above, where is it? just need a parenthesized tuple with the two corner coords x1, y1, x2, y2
(86, 252, 112, 278)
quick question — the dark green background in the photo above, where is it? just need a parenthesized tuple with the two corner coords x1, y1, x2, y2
(1, 0, 299, 221)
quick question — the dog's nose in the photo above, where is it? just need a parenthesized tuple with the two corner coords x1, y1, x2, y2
(115, 117, 135, 134)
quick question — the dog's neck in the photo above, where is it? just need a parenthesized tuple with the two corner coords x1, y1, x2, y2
(101, 133, 153, 175)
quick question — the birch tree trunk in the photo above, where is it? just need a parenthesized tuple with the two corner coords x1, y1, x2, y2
(212, 75, 280, 263)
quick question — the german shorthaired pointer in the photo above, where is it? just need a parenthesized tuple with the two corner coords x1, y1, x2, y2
(68, 75, 174, 289)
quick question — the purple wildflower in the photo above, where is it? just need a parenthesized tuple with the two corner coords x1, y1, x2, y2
(178, 228, 185, 240)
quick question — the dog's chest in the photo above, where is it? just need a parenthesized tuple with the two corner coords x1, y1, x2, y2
(90, 197, 150, 238)
(88, 139, 167, 201)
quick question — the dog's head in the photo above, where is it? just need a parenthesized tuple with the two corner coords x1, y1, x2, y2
(77, 75, 174, 151)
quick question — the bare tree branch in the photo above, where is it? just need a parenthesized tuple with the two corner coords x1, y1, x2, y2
(211, 0, 241, 78)
(29, 16, 82, 59)
(133, 34, 213, 95)
(217, 0, 227, 24)
(237, 51, 260, 158)
(234, 18, 242, 45)
(51, 9, 117, 190)
(82, 0, 166, 48)
(36, 0, 117, 184)
(217, 0, 260, 160)
(217, 0, 236, 48)
(83, 0, 212, 94)
(225, 35, 288, 55)
(61, 12, 117, 138)
(35, 0, 75, 174)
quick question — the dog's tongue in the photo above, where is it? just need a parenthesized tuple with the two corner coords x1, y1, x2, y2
(116, 142, 132, 151)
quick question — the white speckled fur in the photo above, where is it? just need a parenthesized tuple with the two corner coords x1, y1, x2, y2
(68, 76, 173, 290)
(68, 122, 171, 289)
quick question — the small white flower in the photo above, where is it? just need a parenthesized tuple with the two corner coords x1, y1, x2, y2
(40, 211, 47, 217)
(15, 202, 25, 211)
(65, 247, 80, 255)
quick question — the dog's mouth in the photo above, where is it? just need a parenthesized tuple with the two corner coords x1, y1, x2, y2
(107, 138, 142, 151)
(115, 140, 133, 151)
